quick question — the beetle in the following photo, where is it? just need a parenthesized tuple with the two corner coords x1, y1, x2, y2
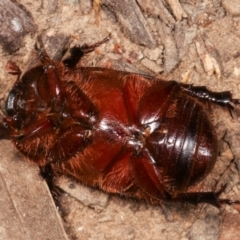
(0, 36, 239, 208)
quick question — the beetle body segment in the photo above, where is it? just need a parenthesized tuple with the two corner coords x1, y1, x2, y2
(1, 41, 237, 206)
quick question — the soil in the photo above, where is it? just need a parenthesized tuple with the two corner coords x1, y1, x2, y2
(1, 1, 240, 240)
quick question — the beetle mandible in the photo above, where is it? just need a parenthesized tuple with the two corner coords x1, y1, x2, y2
(0, 36, 239, 208)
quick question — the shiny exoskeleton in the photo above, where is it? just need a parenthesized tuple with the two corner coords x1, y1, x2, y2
(1, 38, 239, 207)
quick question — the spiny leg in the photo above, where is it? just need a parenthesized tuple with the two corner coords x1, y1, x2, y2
(62, 35, 110, 68)
(39, 164, 64, 207)
(180, 84, 240, 117)
(171, 184, 240, 208)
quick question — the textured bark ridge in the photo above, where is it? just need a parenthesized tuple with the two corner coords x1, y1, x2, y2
(0, 0, 37, 52)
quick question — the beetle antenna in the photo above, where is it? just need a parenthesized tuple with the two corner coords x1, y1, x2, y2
(81, 35, 111, 54)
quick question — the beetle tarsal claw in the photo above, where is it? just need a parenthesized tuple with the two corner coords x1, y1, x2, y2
(218, 199, 240, 205)
(232, 99, 240, 106)
(215, 184, 240, 206)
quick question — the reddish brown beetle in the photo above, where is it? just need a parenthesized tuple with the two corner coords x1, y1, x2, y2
(1, 37, 240, 208)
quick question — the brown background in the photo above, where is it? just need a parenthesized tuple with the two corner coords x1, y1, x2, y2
(1, 0, 240, 239)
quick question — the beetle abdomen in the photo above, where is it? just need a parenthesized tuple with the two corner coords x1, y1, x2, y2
(145, 85, 218, 194)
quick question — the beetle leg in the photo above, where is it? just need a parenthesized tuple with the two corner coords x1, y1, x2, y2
(39, 164, 64, 206)
(172, 191, 222, 207)
(130, 148, 171, 200)
(232, 99, 240, 106)
(17, 118, 52, 140)
(180, 84, 236, 115)
(0, 115, 46, 142)
(35, 37, 63, 100)
(172, 184, 240, 207)
(218, 199, 240, 205)
(48, 126, 92, 162)
(63, 35, 110, 68)
(0, 121, 13, 139)
(171, 192, 220, 208)
(39, 163, 55, 189)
